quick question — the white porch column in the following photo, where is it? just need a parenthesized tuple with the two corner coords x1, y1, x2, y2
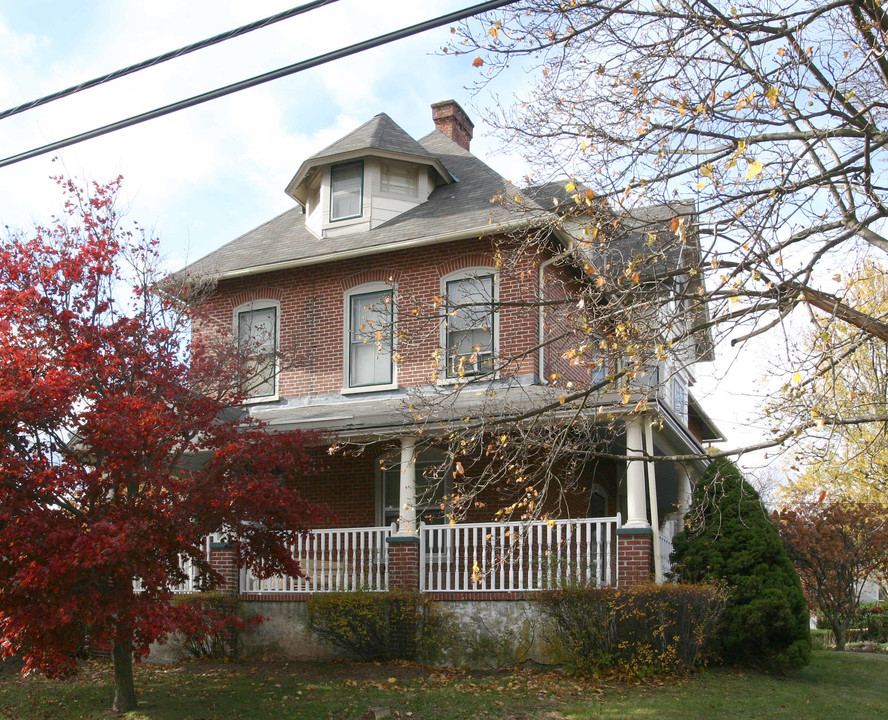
(624, 417, 651, 529)
(397, 436, 417, 535)
(677, 463, 693, 516)
(644, 421, 663, 582)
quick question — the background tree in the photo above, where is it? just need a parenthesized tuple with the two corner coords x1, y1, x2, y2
(773, 500, 888, 651)
(671, 458, 810, 672)
(448, 0, 888, 458)
(775, 262, 888, 504)
(0, 178, 330, 712)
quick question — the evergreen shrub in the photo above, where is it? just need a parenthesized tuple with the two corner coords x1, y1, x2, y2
(539, 583, 728, 675)
(671, 458, 811, 672)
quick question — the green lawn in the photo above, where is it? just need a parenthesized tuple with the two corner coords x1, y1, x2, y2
(0, 650, 884, 719)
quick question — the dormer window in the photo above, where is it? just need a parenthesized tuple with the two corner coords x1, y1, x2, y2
(381, 163, 418, 196)
(330, 161, 363, 221)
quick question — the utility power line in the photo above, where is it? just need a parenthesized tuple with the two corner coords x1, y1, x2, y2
(0, 0, 340, 121)
(0, 0, 517, 170)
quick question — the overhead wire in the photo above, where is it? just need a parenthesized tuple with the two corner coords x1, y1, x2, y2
(0, 0, 341, 121)
(0, 0, 517, 170)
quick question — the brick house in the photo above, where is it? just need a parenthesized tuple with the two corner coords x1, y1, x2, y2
(179, 100, 721, 657)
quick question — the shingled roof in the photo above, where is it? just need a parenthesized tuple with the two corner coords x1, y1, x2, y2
(182, 127, 548, 280)
(308, 112, 436, 162)
(286, 113, 454, 204)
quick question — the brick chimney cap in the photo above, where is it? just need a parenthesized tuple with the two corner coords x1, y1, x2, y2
(430, 99, 475, 128)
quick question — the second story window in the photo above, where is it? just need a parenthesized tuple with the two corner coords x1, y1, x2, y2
(672, 375, 688, 423)
(237, 304, 278, 399)
(445, 274, 495, 379)
(348, 288, 394, 388)
(330, 161, 363, 221)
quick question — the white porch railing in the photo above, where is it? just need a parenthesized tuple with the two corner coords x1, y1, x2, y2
(420, 516, 620, 592)
(241, 526, 391, 593)
(170, 532, 224, 593)
(658, 529, 674, 578)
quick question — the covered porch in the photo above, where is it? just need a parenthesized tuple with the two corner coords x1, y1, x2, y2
(193, 411, 706, 597)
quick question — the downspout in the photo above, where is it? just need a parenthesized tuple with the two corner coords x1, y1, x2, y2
(640, 419, 663, 582)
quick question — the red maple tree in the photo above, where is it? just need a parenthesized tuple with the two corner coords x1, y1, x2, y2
(0, 178, 330, 711)
(773, 500, 888, 651)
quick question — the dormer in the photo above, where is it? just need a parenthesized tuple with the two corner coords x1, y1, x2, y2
(286, 111, 456, 239)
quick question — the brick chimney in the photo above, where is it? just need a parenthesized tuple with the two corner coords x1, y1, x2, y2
(431, 99, 474, 151)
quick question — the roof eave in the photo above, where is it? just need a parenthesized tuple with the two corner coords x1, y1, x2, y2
(285, 149, 455, 203)
(205, 214, 551, 281)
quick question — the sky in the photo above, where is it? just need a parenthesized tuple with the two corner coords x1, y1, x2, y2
(0, 0, 775, 468)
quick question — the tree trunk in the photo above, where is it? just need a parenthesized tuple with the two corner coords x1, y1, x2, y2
(111, 636, 137, 713)
(832, 621, 847, 652)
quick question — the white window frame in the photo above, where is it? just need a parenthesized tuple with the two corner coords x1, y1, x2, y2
(233, 300, 280, 403)
(342, 282, 397, 393)
(672, 374, 688, 423)
(329, 161, 363, 222)
(440, 268, 498, 381)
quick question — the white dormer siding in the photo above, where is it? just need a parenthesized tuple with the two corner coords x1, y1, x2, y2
(304, 158, 436, 239)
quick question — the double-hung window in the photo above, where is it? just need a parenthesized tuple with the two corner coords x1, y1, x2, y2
(330, 161, 363, 221)
(445, 274, 495, 378)
(672, 375, 688, 423)
(348, 288, 394, 388)
(237, 304, 278, 399)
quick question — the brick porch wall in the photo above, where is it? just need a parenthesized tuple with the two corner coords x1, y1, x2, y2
(616, 529, 654, 586)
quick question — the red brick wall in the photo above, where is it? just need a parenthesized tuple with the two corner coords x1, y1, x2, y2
(288, 448, 381, 528)
(209, 545, 240, 595)
(197, 237, 541, 396)
(617, 532, 654, 586)
(386, 540, 420, 591)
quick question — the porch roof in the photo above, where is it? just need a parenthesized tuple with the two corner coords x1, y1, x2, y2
(243, 382, 718, 459)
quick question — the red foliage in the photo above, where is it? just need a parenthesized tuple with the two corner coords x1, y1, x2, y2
(0, 178, 332, 679)
(773, 500, 888, 650)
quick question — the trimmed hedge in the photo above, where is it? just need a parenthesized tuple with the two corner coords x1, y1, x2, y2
(818, 602, 888, 643)
(539, 583, 728, 675)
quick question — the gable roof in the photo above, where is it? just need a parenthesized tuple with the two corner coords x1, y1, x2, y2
(181, 129, 548, 281)
(285, 113, 454, 203)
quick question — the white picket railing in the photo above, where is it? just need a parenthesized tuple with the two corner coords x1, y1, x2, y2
(658, 530, 674, 577)
(420, 516, 620, 592)
(170, 533, 226, 594)
(241, 526, 391, 593)
(131, 533, 223, 594)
